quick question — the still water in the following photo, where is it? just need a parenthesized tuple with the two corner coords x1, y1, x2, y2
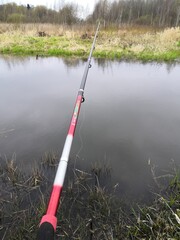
(0, 56, 180, 199)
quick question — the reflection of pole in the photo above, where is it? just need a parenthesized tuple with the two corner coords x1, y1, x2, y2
(37, 22, 100, 240)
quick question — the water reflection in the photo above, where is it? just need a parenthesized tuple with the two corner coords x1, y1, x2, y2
(0, 55, 30, 70)
(0, 55, 180, 200)
(62, 58, 82, 68)
(1, 55, 179, 74)
(165, 62, 178, 74)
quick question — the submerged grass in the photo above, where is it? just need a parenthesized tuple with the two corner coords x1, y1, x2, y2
(0, 153, 179, 239)
(0, 23, 180, 61)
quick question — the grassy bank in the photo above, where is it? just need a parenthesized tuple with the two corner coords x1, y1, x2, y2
(0, 153, 179, 239)
(0, 24, 180, 61)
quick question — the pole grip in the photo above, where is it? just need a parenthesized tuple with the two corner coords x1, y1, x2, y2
(37, 222, 55, 240)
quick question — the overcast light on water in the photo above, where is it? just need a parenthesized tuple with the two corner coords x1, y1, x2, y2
(0, 55, 180, 199)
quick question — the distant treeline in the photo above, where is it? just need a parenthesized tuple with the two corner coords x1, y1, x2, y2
(0, 2, 78, 25)
(0, 0, 180, 27)
(88, 0, 180, 27)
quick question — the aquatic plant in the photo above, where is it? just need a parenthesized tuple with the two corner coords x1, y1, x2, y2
(0, 152, 179, 239)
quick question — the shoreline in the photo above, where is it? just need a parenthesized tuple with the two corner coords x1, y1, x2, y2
(0, 154, 179, 239)
(1, 49, 180, 62)
(1, 42, 180, 62)
(0, 24, 180, 62)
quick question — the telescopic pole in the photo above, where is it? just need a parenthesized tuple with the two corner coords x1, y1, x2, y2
(37, 22, 100, 240)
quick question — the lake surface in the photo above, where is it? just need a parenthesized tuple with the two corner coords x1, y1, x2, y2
(1, 55, 180, 200)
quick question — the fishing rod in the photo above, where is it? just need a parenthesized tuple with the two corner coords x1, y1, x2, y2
(37, 22, 100, 240)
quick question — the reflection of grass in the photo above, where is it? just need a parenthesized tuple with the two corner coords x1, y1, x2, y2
(0, 24, 180, 61)
(0, 153, 180, 239)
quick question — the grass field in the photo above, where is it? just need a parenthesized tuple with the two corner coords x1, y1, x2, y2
(0, 23, 180, 61)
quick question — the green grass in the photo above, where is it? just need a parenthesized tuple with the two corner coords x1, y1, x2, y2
(93, 49, 180, 62)
(2, 39, 180, 62)
(135, 50, 180, 62)
(0, 35, 90, 57)
(0, 24, 180, 61)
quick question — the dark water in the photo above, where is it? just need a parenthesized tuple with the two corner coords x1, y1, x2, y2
(1, 55, 180, 199)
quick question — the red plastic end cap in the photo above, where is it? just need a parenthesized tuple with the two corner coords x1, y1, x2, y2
(40, 214, 57, 231)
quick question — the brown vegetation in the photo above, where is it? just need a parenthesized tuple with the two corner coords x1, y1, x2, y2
(0, 153, 179, 239)
(0, 23, 180, 61)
